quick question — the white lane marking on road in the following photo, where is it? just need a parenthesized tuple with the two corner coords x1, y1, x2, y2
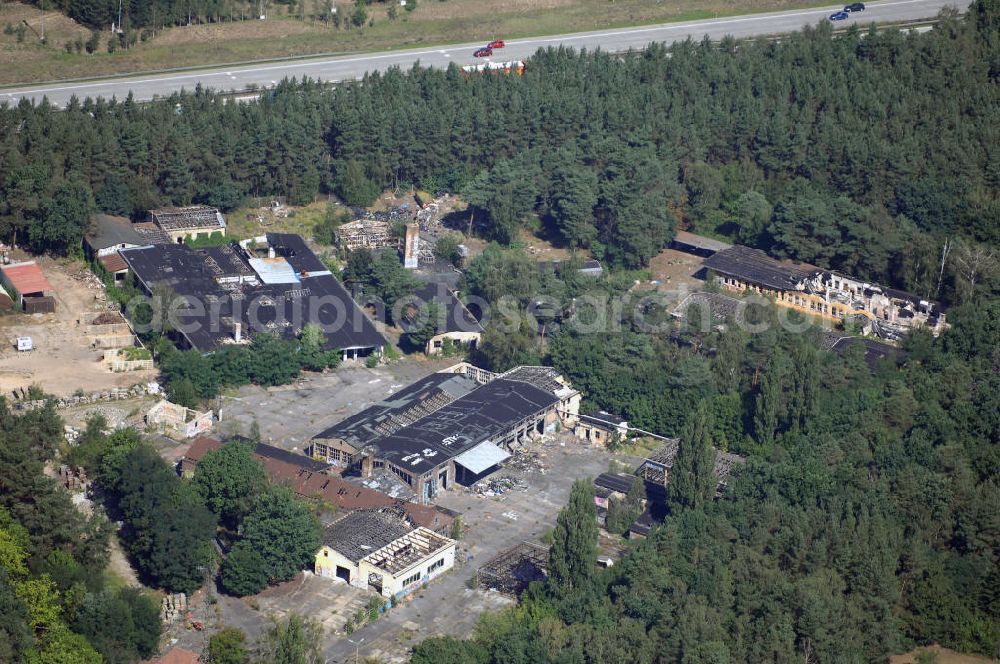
(504, 0, 941, 46)
(5, 0, 951, 96)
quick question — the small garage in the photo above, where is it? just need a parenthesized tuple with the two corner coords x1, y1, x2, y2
(0, 262, 55, 312)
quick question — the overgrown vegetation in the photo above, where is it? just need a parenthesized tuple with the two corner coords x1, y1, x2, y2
(67, 416, 323, 600)
(157, 325, 341, 408)
(0, 403, 161, 663)
(411, 299, 1000, 662)
(4, 3, 999, 302)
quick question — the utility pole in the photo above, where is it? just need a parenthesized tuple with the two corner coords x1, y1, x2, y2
(347, 637, 365, 664)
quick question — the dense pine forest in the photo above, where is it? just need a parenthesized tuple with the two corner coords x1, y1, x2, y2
(0, 405, 162, 663)
(414, 300, 1000, 663)
(1, 3, 998, 662)
(2, 1, 999, 301)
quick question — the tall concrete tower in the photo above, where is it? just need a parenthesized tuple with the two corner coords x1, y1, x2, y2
(404, 222, 419, 269)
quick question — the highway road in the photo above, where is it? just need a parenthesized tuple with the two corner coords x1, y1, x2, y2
(1, 0, 959, 106)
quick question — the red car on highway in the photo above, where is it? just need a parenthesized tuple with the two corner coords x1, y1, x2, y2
(474, 47, 493, 57)
(488, 39, 505, 49)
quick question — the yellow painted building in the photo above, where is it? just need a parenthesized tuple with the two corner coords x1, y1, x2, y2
(703, 246, 947, 338)
(315, 508, 456, 599)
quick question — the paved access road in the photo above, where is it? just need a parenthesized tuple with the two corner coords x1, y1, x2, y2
(2, 0, 958, 107)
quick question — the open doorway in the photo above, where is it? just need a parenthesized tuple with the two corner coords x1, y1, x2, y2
(368, 571, 384, 595)
(335, 566, 351, 583)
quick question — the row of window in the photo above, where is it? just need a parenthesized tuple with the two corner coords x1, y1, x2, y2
(401, 558, 447, 589)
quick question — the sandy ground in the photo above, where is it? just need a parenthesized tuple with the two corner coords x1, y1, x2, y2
(889, 646, 997, 664)
(0, 257, 157, 398)
(648, 246, 708, 300)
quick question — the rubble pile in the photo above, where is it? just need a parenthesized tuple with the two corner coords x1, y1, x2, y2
(14, 382, 159, 412)
(505, 448, 546, 473)
(474, 475, 526, 496)
(161, 593, 188, 622)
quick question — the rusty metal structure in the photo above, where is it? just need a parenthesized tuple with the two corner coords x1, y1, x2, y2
(476, 541, 549, 597)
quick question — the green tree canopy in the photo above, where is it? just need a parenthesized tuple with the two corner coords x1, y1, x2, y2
(548, 479, 598, 595)
(193, 441, 267, 528)
(223, 487, 321, 595)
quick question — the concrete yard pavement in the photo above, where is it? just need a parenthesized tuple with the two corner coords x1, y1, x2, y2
(1, 0, 959, 106)
(218, 358, 458, 453)
(188, 359, 634, 660)
(322, 437, 613, 663)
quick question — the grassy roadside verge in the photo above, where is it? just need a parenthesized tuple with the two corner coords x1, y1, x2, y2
(0, 0, 837, 86)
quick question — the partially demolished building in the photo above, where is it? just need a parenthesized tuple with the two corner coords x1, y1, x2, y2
(334, 219, 395, 253)
(636, 440, 746, 497)
(703, 245, 947, 340)
(120, 233, 386, 358)
(309, 363, 581, 503)
(315, 506, 456, 599)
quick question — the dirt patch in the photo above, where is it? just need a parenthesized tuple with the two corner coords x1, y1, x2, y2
(0, 256, 157, 397)
(888, 646, 996, 664)
(517, 229, 574, 262)
(648, 247, 706, 300)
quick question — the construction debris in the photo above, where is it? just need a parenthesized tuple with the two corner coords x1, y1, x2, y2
(473, 475, 526, 496)
(161, 593, 188, 622)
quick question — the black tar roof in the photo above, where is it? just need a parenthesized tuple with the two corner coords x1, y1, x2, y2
(120, 238, 387, 352)
(537, 259, 603, 274)
(313, 371, 480, 448)
(401, 283, 484, 335)
(86, 214, 147, 251)
(595, 473, 667, 502)
(266, 233, 330, 275)
(703, 246, 815, 291)
(254, 442, 333, 473)
(831, 336, 905, 369)
(371, 377, 561, 473)
(322, 508, 414, 563)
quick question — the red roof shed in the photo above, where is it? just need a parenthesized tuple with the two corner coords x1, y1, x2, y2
(1, 262, 53, 298)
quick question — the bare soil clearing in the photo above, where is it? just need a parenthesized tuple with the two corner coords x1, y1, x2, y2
(889, 646, 997, 664)
(0, 256, 156, 397)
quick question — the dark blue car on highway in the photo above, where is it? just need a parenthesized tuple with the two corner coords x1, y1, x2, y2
(829, 10, 850, 20)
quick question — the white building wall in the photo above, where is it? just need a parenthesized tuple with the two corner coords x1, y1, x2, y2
(376, 542, 456, 599)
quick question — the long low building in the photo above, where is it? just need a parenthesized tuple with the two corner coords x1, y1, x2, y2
(315, 507, 456, 599)
(180, 436, 454, 533)
(310, 364, 581, 502)
(119, 233, 386, 357)
(703, 245, 947, 340)
(309, 369, 482, 468)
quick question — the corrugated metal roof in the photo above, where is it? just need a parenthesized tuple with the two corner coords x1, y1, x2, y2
(703, 246, 814, 291)
(248, 257, 299, 284)
(672, 230, 732, 253)
(453, 440, 510, 475)
(1, 262, 53, 296)
(86, 214, 147, 250)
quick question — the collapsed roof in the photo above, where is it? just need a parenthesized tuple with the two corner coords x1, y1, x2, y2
(120, 234, 386, 353)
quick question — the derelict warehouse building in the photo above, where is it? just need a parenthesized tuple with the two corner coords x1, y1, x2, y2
(309, 363, 581, 502)
(315, 506, 456, 599)
(119, 233, 386, 358)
